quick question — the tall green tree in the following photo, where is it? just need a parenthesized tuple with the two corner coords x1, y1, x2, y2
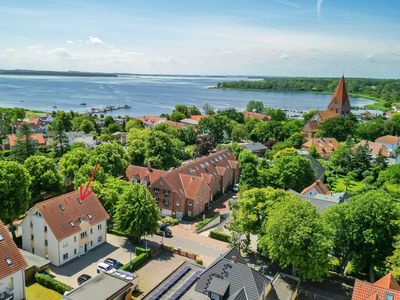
(144, 130, 180, 169)
(259, 197, 332, 281)
(126, 128, 149, 165)
(91, 142, 128, 177)
(59, 147, 90, 182)
(317, 116, 358, 141)
(0, 160, 31, 238)
(194, 135, 215, 157)
(246, 100, 264, 113)
(12, 123, 36, 161)
(115, 183, 159, 242)
(24, 155, 64, 203)
(198, 115, 228, 143)
(50, 111, 72, 155)
(346, 189, 400, 282)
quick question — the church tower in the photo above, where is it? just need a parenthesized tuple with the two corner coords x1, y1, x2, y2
(327, 76, 351, 116)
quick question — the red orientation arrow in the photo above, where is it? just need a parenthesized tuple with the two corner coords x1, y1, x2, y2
(79, 163, 99, 201)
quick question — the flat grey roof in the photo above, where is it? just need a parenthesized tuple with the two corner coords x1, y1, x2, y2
(62, 272, 132, 300)
(240, 142, 267, 152)
(180, 118, 198, 125)
(208, 277, 230, 296)
(20, 249, 51, 270)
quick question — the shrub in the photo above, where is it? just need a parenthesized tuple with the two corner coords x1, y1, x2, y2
(120, 252, 151, 272)
(182, 215, 197, 222)
(196, 258, 203, 265)
(135, 246, 151, 256)
(34, 273, 73, 294)
(161, 216, 179, 226)
(209, 230, 231, 243)
(196, 212, 220, 231)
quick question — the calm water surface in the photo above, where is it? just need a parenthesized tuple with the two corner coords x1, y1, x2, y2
(0, 75, 374, 116)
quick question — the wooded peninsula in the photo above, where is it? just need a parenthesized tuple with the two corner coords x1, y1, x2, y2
(217, 77, 400, 111)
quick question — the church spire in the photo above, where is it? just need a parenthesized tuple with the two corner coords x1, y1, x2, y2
(327, 75, 351, 116)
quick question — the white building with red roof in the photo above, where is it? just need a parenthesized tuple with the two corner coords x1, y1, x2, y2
(21, 191, 109, 266)
(0, 221, 27, 300)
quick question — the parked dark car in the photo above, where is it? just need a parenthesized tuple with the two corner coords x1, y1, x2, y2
(159, 223, 173, 237)
(104, 258, 123, 269)
(77, 274, 92, 285)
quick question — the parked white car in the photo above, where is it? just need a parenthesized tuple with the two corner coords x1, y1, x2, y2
(97, 262, 116, 274)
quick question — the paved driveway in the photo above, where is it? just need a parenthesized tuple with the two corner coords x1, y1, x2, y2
(50, 234, 136, 287)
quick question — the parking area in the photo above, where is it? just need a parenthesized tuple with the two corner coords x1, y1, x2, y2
(50, 234, 136, 287)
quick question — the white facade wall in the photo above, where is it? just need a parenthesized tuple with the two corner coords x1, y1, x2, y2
(0, 270, 25, 300)
(376, 141, 400, 152)
(302, 188, 319, 197)
(22, 208, 108, 266)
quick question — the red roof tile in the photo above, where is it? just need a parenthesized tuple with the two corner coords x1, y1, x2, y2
(190, 115, 208, 121)
(357, 140, 391, 157)
(34, 191, 109, 241)
(243, 111, 270, 121)
(8, 133, 46, 147)
(0, 221, 27, 280)
(376, 135, 400, 145)
(302, 138, 339, 155)
(316, 110, 338, 122)
(352, 274, 400, 300)
(300, 180, 331, 195)
(137, 115, 167, 126)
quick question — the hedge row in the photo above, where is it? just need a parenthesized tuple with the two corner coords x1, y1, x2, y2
(196, 212, 220, 231)
(135, 246, 151, 256)
(120, 252, 151, 272)
(209, 230, 231, 243)
(161, 216, 179, 226)
(34, 273, 73, 294)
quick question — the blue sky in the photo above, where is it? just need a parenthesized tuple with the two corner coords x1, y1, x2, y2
(0, 0, 399, 77)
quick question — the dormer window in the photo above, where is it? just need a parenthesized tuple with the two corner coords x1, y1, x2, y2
(5, 258, 12, 265)
(59, 204, 65, 211)
(87, 213, 93, 220)
(77, 198, 83, 205)
(386, 293, 394, 300)
(69, 221, 75, 227)
(131, 177, 137, 183)
(0, 234, 3, 241)
(78, 217, 83, 223)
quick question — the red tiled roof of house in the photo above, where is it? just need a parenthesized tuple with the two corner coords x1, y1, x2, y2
(34, 191, 109, 241)
(243, 111, 270, 121)
(8, 133, 46, 147)
(165, 120, 185, 129)
(357, 140, 391, 158)
(352, 274, 400, 300)
(316, 110, 338, 122)
(0, 221, 27, 280)
(138, 115, 167, 126)
(126, 165, 168, 183)
(300, 180, 331, 195)
(302, 138, 339, 155)
(303, 120, 320, 133)
(376, 135, 400, 145)
(190, 115, 208, 121)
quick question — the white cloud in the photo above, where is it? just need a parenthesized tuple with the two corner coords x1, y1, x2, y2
(365, 54, 375, 63)
(317, 0, 324, 20)
(87, 36, 104, 45)
(66, 40, 75, 44)
(280, 53, 290, 59)
(17, 35, 28, 41)
(49, 48, 71, 58)
(4, 48, 16, 53)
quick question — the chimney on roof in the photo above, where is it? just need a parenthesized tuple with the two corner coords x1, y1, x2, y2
(147, 163, 152, 172)
(231, 256, 237, 263)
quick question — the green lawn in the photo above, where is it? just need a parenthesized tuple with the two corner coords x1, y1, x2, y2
(331, 177, 365, 194)
(26, 283, 62, 300)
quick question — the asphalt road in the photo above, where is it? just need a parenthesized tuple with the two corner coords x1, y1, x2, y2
(147, 227, 228, 265)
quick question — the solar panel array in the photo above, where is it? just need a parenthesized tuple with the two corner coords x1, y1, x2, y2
(168, 271, 202, 300)
(149, 265, 191, 300)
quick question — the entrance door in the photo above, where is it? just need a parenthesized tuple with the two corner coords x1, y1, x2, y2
(84, 243, 88, 253)
(80, 245, 84, 255)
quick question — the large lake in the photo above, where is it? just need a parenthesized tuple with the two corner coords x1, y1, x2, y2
(0, 75, 374, 116)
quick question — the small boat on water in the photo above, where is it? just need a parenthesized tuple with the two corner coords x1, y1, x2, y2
(87, 104, 131, 114)
(53, 105, 57, 108)
(80, 103, 87, 106)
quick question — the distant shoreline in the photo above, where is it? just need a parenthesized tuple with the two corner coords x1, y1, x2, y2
(0, 70, 118, 77)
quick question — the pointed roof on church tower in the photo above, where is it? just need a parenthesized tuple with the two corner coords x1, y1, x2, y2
(327, 75, 351, 116)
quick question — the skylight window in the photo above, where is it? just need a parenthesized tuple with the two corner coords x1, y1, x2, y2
(69, 221, 75, 227)
(0, 234, 3, 241)
(77, 198, 83, 205)
(87, 213, 93, 220)
(5, 258, 12, 265)
(59, 204, 65, 211)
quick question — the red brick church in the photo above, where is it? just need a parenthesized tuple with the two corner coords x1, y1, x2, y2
(303, 75, 351, 139)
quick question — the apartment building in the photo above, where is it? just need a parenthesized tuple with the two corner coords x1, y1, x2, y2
(21, 191, 109, 266)
(126, 150, 240, 219)
(0, 221, 27, 300)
